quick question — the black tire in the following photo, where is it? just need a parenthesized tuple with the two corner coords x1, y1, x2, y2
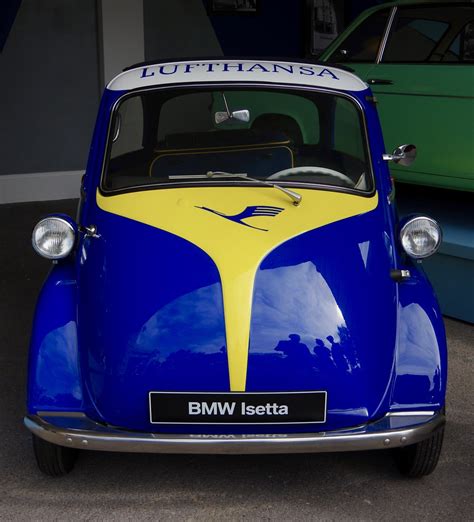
(393, 426, 445, 478)
(32, 434, 78, 477)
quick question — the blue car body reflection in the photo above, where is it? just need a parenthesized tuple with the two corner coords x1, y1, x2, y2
(28, 203, 446, 434)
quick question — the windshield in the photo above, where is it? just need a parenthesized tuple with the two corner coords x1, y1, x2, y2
(103, 86, 373, 193)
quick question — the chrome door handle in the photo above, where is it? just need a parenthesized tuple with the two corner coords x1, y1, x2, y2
(367, 78, 394, 85)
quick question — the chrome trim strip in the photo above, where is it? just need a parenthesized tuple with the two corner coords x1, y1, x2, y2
(387, 411, 435, 417)
(36, 411, 87, 418)
(24, 413, 445, 455)
(376, 7, 397, 64)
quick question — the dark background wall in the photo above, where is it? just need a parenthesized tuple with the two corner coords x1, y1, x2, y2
(0, 0, 100, 175)
(0, 0, 21, 52)
(204, 0, 306, 58)
(345, 0, 386, 24)
(144, 0, 222, 61)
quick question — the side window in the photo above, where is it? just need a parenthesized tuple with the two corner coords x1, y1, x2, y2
(443, 21, 474, 62)
(333, 98, 365, 161)
(330, 8, 391, 63)
(111, 96, 144, 158)
(382, 7, 452, 63)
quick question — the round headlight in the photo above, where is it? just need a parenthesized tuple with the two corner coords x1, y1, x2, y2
(400, 216, 441, 259)
(32, 217, 76, 259)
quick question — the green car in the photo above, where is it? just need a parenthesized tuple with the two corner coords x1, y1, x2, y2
(321, 1, 474, 192)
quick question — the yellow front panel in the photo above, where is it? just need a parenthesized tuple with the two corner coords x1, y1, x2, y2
(97, 187, 378, 391)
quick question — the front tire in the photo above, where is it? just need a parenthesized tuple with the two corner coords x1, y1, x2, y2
(32, 434, 78, 477)
(393, 426, 445, 478)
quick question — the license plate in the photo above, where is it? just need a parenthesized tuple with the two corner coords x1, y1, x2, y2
(149, 391, 327, 424)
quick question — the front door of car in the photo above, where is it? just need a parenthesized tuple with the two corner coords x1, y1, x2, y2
(323, 3, 474, 191)
(365, 4, 474, 191)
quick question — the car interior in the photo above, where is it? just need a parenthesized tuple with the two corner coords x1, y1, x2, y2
(104, 88, 371, 193)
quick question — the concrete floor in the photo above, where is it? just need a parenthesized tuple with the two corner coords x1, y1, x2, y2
(0, 199, 473, 521)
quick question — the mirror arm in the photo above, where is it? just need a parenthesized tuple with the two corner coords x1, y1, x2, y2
(383, 153, 404, 162)
(222, 93, 232, 119)
(383, 144, 416, 166)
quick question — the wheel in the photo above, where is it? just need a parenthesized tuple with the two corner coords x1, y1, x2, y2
(32, 434, 78, 477)
(393, 426, 445, 478)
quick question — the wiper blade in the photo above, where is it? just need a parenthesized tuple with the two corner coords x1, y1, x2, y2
(169, 171, 302, 206)
(169, 172, 247, 179)
(208, 171, 302, 206)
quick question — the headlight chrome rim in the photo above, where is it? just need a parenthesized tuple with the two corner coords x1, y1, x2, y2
(400, 216, 442, 259)
(32, 216, 76, 260)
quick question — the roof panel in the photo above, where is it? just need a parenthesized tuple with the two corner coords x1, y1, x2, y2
(107, 59, 367, 92)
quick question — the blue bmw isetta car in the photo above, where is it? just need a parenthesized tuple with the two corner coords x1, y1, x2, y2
(26, 59, 446, 477)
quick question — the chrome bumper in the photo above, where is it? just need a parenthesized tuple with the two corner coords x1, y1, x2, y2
(24, 412, 445, 455)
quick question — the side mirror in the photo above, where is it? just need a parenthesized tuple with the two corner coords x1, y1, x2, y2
(383, 144, 417, 167)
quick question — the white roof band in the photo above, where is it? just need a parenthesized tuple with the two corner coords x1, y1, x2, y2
(107, 60, 367, 92)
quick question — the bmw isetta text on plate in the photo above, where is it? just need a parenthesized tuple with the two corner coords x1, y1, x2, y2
(26, 59, 446, 477)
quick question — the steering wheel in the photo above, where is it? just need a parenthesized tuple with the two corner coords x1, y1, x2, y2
(267, 166, 355, 186)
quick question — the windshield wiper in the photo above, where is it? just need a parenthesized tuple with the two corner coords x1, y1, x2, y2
(169, 171, 302, 206)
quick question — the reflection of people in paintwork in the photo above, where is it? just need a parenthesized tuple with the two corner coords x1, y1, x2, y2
(431, 366, 441, 400)
(274, 334, 312, 362)
(313, 338, 336, 371)
(327, 335, 350, 372)
(337, 325, 360, 372)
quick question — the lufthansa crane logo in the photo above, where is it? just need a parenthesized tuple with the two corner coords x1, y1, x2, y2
(196, 205, 285, 231)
